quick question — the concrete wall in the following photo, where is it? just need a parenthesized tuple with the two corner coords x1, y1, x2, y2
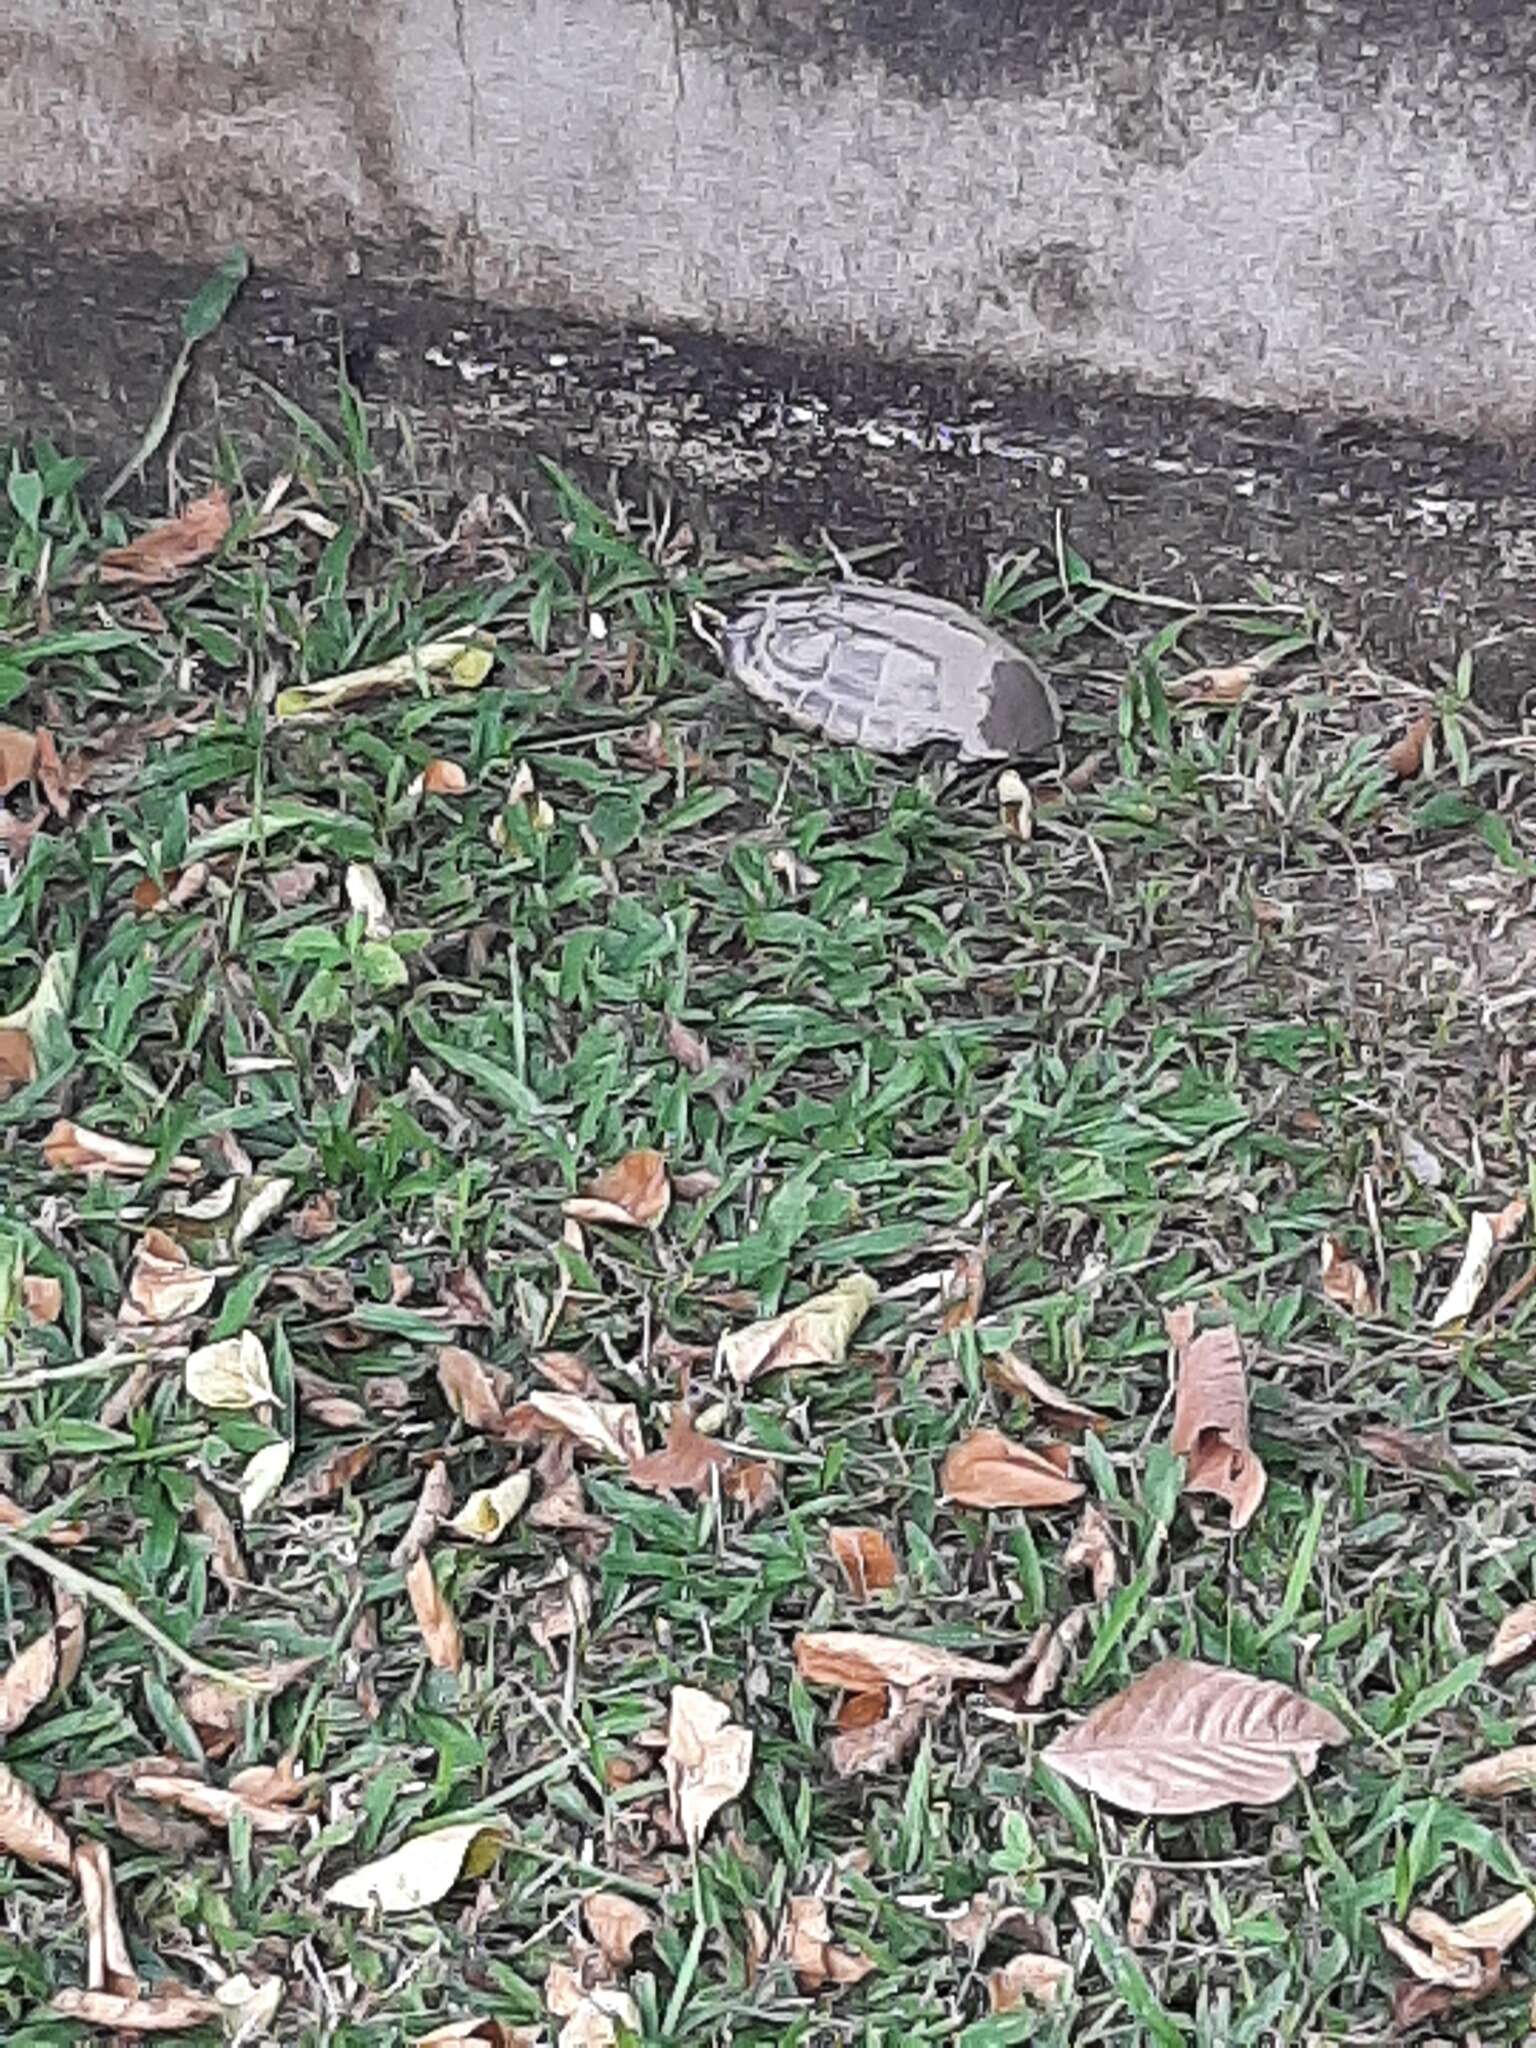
(6, 0, 1536, 434)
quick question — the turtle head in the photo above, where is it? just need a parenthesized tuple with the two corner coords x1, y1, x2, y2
(975, 657, 1060, 758)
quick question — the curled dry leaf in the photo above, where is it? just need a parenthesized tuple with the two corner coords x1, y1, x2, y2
(1453, 1745, 1536, 1799)
(437, 1344, 512, 1432)
(1320, 1235, 1377, 1317)
(391, 1462, 454, 1571)
(423, 757, 470, 796)
(563, 1148, 671, 1230)
(0, 1596, 81, 1739)
(22, 1274, 62, 1326)
(941, 1428, 1083, 1510)
(536, 1350, 605, 1397)
(76, 1839, 137, 1998)
(0, 727, 37, 796)
(1021, 1607, 1090, 1708)
(828, 1682, 946, 1779)
(628, 1409, 732, 1497)
(0, 1028, 36, 1098)
(238, 1441, 292, 1520)
(326, 1818, 510, 1912)
(271, 863, 327, 911)
(666, 1017, 711, 1074)
(1063, 1503, 1118, 1603)
(51, 1987, 221, 2032)
(1358, 1424, 1463, 1479)
(43, 1119, 200, 1182)
(583, 1890, 655, 1970)
(1430, 1197, 1527, 1332)
(1386, 710, 1435, 780)
(720, 1271, 878, 1387)
(0, 1490, 86, 1547)
(938, 1249, 986, 1331)
(344, 862, 392, 938)
(98, 488, 231, 587)
(1127, 1867, 1159, 1947)
(406, 1553, 463, 1673)
(179, 1657, 316, 1752)
(1166, 1306, 1267, 1532)
(127, 1228, 219, 1326)
(779, 1895, 875, 1992)
(295, 1365, 368, 1430)
(0, 1760, 74, 1870)
(511, 1391, 645, 1465)
(985, 1351, 1103, 1432)
(1487, 1599, 1536, 1674)
(989, 1952, 1074, 2012)
(1042, 1657, 1346, 1815)
(1166, 661, 1255, 706)
(529, 1563, 593, 1653)
(1379, 1890, 1531, 2021)
(795, 1630, 1016, 1694)
(828, 1526, 900, 1599)
(275, 633, 496, 720)
(278, 1441, 375, 1507)
(191, 1482, 247, 1593)
(130, 1768, 309, 1834)
(996, 767, 1033, 840)
(450, 1472, 533, 1543)
(664, 1685, 753, 1850)
(184, 1331, 274, 1410)
(725, 1459, 779, 1521)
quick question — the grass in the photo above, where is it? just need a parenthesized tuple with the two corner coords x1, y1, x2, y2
(0, 362, 1535, 2045)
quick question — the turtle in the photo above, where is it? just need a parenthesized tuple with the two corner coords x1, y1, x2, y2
(720, 581, 1059, 760)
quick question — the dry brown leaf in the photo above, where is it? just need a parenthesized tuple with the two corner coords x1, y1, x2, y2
(828, 1526, 900, 1599)
(0, 1603, 74, 1739)
(1063, 1503, 1118, 1603)
(419, 2024, 542, 2047)
(270, 864, 328, 913)
(437, 1345, 513, 1432)
(392, 1461, 455, 1569)
(628, 1409, 732, 1497)
(535, 1350, 605, 1396)
(0, 1491, 86, 1547)
(941, 1428, 1084, 1510)
(528, 1473, 613, 1549)
(1488, 1600, 1536, 1674)
(583, 1890, 655, 1970)
(724, 1460, 780, 1521)
(127, 1228, 219, 1326)
(1127, 1866, 1158, 1946)
(407, 1553, 463, 1673)
(130, 1770, 309, 1834)
(190, 1482, 247, 1596)
(423, 757, 470, 796)
(563, 1149, 671, 1230)
(1042, 1657, 1346, 1814)
(42, 1120, 201, 1181)
(0, 1760, 74, 1870)
(1411, 1892, 1534, 1962)
(1166, 661, 1255, 707)
(76, 1840, 138, 1998)
(0, 727, 37, 796)
(54, 1592, 85, 1692)
(720, 1272, 878, 1386)
(510, 1391, 645, 1465)
(278, 1441, 375, 1507)
(1357, 1424, 1463, 1478)
(1165, 1306, 1267, 1532)
(664, 1685, 753, 1850)
(1320, 1235, 1377, 1317)
(21, 1274, 63, 1325)
(51, 1987, 222, 2032)
(1453, 1745, 1536, 1798)
(99, 488, 231, 588)
(795, 1630, 1015, 1694)
(529, 1564, 593, 1653)
(1386, 710, 1435, 780)
(0, 1027, 36, 1099)
(988, 1951, 1073, 2013)
(666, 1017, 711, 1073)
(984, 1351, 1104, 1432)
(178, 1657, 316, 1752)
(938, 1250, 986, 1332)
(828, 1683, 945, 1778)
(1020, 1607, 1090, 1708)
(779, 1895, 875, 1992)
(1431, 1197, 1527, 1332)
(295, 1365, 368, 1429)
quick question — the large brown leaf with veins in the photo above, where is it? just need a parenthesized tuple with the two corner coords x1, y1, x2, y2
(1043, 1658, 1346, 1815)
(1166, 1307, 1266, 1531)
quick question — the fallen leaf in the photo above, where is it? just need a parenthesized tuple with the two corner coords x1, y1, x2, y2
(1453, 1745, 1536, 1798)
(392, 1462, 455, 1568)
(828, 1685, 944, 1778)
(423, 758, 470, 796)
(98, 488, 230, 588)
(1127, 1867, 1158, 1946)
(1488, 1600, 1536, 1674)
(407, 1553, 463, 1672)
(0, 1601, 76, 1739)
(127, 1229, 219, 1326)
(510, 1391, 645, 1465)
(53, 1592, 85, 1692)
(1042, 1657, 1346, 1814)
(238, 1441, 292, 1520)
(529, 1563, 593, 1653)
(1165, 1306, 1267, 1532)
(724, 1460, 779, 1521)
(190, 1482, 248, 1593)
(721, 1272, 879, 1386)
(1386, 710, 1435, 780)
(213, 1974, 285, 2035)
(0, 727, 37, 795)
(0, 1028, 36, 1098)
(1320, 1235, 1377, 1317)
(664, 1685, 753, 1850)
(0, 1491, 86, 1547)
(666, 1018, 710, 1073)
(583, 1890, 655, 1969)
(795, 1630, 1016, 1694)
(941, 1429, 1084, 1510)
(278, 1441, 374, 1506)
(50, 1987, 221, 2031)
(1431, 1198, 1527, 1331)
(184, 1331, 274, 1410)
(828, 1527, 900, 1599)
(536, 1350, 605, 1397)
(344, 862, 392, 938)
(939, 1250, 986, 1331)
(1063, 1503, 1118, 1603)
(996, 768, 1034, 841)
(547, 1969, 640, 2048)
(1357, 1424, 1463, 1479)
(325, 1817, 509, 1912)
(628, 1410, 732, 1497)
(295, 1365, 368, 1430)
(130, 1769, 309, 1834)
(76, 1840, 137, 1998)
(276, 634, 497, 720)
(563, 1149, 671, 1230)
(450, 1472, 533, 1543)
(269, 863, 327, 910)
(419, 2024, 541, 2047)
(779, 1895, 875, 1991)
(0, 1760, 74, 1870)
(21, 1274, 63, 1325)
(984, 1351, 1104, 1432)
(43, 1119, 200, 1181)
(437, 1345, 512, 1432)
(1378, 1890, 1531, 2021)
(179, 1659, 315, 1755)
(988, 1951, 1074, 2011)
(1166, 661, 1256, 707)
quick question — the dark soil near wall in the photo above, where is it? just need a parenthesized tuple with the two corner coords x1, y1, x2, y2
(3, 235, 1536, 717)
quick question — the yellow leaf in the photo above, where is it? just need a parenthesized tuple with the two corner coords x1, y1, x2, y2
(449, 1473, 532, 1543)
(275, 635, 496, 720)
(720, 1272, 878, 1386)
(324, 1818, 509, 1913)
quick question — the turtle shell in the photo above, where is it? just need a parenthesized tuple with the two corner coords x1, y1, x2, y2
(722, 581, 1059, 760)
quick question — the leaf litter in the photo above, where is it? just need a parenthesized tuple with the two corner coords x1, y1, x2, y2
(1165, 1305, 1267, 1530)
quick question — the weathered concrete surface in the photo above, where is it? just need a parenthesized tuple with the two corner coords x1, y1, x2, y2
(7, 0, 1536, 433)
